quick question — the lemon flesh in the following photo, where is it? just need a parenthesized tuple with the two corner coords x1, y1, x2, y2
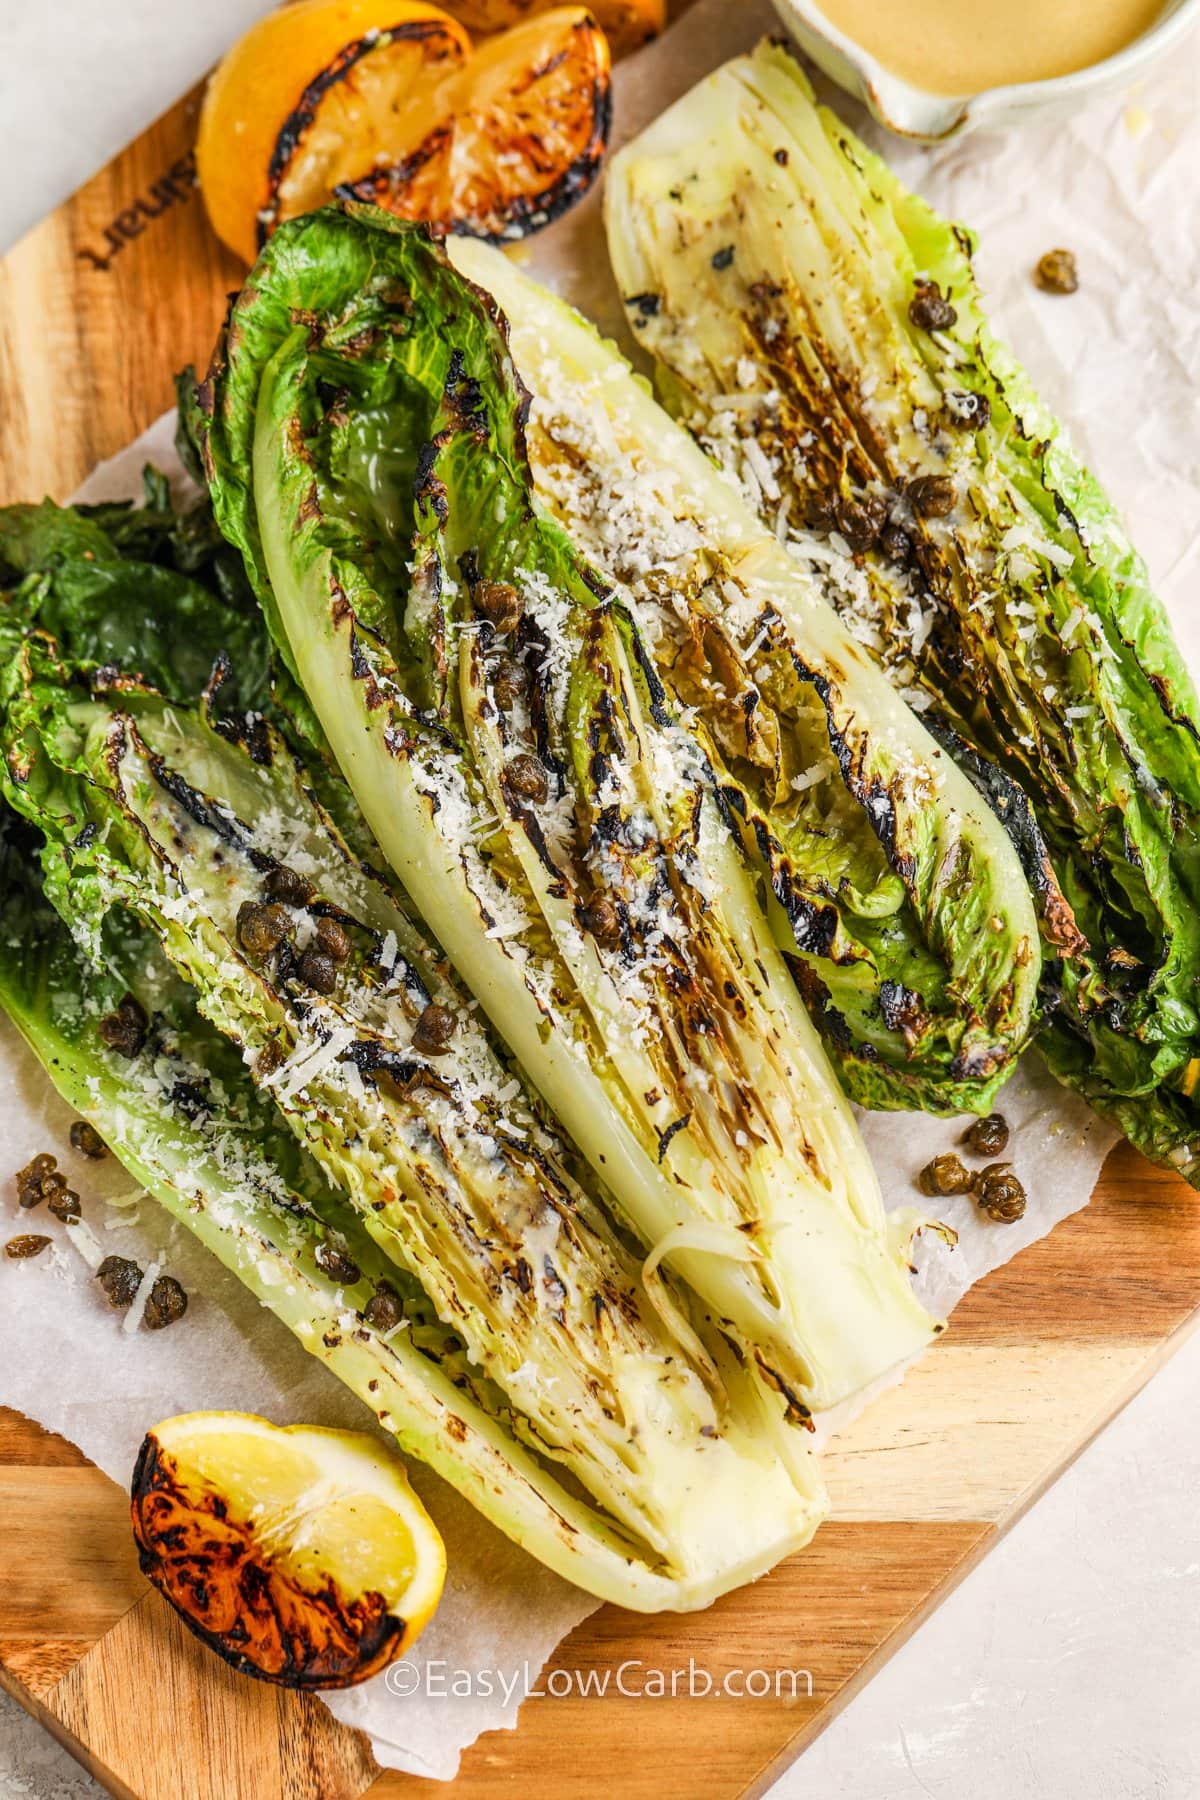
(132, 1412, 446, 1688)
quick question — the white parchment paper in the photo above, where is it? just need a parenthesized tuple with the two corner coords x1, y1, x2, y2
(2, 0, 1196, 1777)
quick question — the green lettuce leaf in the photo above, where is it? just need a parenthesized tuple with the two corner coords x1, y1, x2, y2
(450, 235, 1045, 1114)
(605, 39, 1200, 1181)
(0, 645, 826, 1609)
(0, 471, 269, 711)
(196, 203, 941, 1412)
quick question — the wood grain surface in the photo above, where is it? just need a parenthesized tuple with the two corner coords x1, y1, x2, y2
(1, 52, 1198, 1800)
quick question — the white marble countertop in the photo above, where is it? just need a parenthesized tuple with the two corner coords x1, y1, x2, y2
(0, 4, 1198, 1797)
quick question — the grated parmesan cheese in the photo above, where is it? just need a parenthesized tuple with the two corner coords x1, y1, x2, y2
(123, 1260, 162, 1334)
(65, 1219, 105, 1271)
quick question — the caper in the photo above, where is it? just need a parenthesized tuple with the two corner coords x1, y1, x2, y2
(492, 657, 528, 710)
(802, 491, 838, 534)
(504, 754, 549, 805)
(908, 280, 957, 332)
(69, 1120, 108, 1159)
(236, 900, 291, 958)
(580, 895, 622, 948)
(264, 864, 316, 906)
(96, 1255, 144, 1308)
(916, 1152, 975, 1197)
(1034, 248, 1078, 295)
(475, 580, 523, 634)
(908, 475, 956, 518)
(976, 1163, 1027, 1222)
(15, 1152, 59, 1209)
(880, 523, 913, 566)
(364, 1281, 404, 1333)
(836, 492, 887, 553)
(97, 994, 149, 1059)
(948, 390, 991, 430)
(412, 1002, 457, 1056)
(963, 1113, 1009, 1157)
(48, 1187, 81, 1223)
(5, 1234, 51, 1259)
(315, 1234, 360, 1285)
(315, 917, 352, 965)
(144, 1275, 188, 1329)
(298, 948, 338, 995)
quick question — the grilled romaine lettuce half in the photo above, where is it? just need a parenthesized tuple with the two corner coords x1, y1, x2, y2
(448, 236, 1042, 1114)
(197, 204, 940, 1412)
(605, 40, 1200, 1181)
(0, 638, 826, 1610)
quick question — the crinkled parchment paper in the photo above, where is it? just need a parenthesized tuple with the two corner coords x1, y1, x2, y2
(2, 0, 1196, 1776)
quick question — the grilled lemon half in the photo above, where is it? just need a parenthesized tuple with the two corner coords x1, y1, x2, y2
(197, 0, 610, 261)
(131, 1412, 446, 1688)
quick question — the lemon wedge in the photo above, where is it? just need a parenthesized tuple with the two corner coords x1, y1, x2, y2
(197, 0, 471, 264)
(338, 8, 610, 238)
(131, 1412, 446, 1688)
(196, 0, 609, 261)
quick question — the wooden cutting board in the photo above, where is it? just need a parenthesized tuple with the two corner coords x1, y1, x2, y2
(2, 58, 1199, 1800)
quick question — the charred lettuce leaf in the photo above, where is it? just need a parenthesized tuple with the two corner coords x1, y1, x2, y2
(0, 644, 826, 1611)
(0, 471, 269, 712)
(605, 39, 1200, 1182)
(197, 203, 941, 1414)
(450, 236, 1044, 1115)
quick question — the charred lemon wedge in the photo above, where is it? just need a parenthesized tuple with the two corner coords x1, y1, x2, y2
(131, 1412, 446, 1688)
(197, 0, 471, 264)
(197, 0, 610, 261)
(340, 8, 610, 236)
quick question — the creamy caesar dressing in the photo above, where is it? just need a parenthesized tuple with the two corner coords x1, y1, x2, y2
(815, 0, 1165, 94)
